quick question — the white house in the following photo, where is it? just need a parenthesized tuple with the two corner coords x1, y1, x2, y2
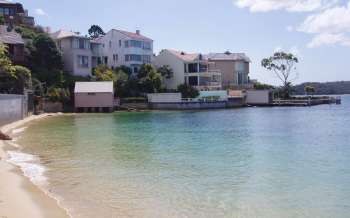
(97, 29, 153, 74)
(154, 49, 222, 91)
(74, 81, 114, 112)
(50, 30, 103, 77)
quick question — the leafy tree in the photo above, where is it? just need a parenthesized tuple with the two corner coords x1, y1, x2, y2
(261, 52, 298, 99)
(157, 65, 174, 79)
(0, 15, 4, 25)
(27, 34, 64, 87)
(138, 64, 162, 93)
(88, 25, 105, 39)
(93, 65, 115, 81)
(114, 65, 132, 77)
(46, 87, 70, 103)
(0, 43, 32, 94)
(254, 82, 275, 90)
(304, 85, 315, 96)
(177, 84, 199, 99)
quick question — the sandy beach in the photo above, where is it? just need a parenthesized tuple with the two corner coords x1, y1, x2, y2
(0, 114, 70, 218)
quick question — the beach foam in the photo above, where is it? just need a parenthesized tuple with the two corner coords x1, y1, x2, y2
(7, 151, 48, 186)
(12, 126, 28, 135)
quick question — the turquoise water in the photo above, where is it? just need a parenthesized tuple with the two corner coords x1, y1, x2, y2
(14, 95, 350, 218)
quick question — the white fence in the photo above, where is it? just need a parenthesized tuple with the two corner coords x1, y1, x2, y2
(0, 94, 28, 126)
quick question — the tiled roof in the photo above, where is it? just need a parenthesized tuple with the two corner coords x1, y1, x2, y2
(207, 53, 251, 62)
(165, 49, 201, 62)
(113, 29, 153, 41)
(74, 82, 114, 93)
(50, 30, 85, 39)
(0, 25, 24, 45)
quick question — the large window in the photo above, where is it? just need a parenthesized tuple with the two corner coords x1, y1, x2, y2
(188, 63, 198, 73)
(125, 40, 143, 48)
(74, 38, 89, 49)
(77, 55, 89, 68)
(125, 54, 142, 62)
(237, 72, 248, 85)
(142, 55, 151, 63)
(235, 62, 246, 72)
(143, 42, 151, 50)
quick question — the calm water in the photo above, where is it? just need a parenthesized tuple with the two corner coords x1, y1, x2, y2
(11, 95, 350, 218)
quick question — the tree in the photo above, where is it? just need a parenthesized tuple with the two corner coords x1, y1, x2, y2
(0, 44, 32, 94)
(138, 64, 162, 93)
(261, 52, 298, 99)
(27, 33, 64, 87)
(0, 15, 5, 25)
(93, 65, 115, 81)
(254, 82, 275, 90)
(157, 65, 174, 79)
(88, 25, 105, 39)
(177, 84, 199, 99)
(304, 85, 315, 96)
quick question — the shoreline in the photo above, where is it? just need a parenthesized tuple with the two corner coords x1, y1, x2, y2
(0, 114, 71, 218)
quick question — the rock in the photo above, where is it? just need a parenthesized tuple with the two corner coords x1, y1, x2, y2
(0, 131, 12, 140)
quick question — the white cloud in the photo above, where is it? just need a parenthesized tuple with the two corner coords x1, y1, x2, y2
(35, 8, 48, 16)
(307, 33, 350, 48)
(234, 0, 338, 13)
(297, 2, 350, 47)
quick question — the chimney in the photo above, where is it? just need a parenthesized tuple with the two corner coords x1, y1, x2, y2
(136, 30, 140, 35)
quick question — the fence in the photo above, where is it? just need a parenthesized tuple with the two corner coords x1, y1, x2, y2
(0, 94, 29, 126)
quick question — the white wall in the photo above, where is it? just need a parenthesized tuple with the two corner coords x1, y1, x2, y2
(59, 37, 92, 77)
(246, 90, 272, 105)
(154, 50, 185, 90)
(147, 93, 182, 103)
(99, 30, 153, 70)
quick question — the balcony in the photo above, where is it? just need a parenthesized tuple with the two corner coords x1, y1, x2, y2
(185, 70, 222, 91)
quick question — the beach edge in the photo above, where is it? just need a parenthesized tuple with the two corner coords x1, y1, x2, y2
(0, 113, 71, 218)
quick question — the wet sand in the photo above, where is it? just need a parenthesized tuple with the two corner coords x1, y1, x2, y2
(0, 114, 70, 218)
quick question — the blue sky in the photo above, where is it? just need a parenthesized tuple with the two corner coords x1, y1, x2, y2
(20, 0, 350, 85)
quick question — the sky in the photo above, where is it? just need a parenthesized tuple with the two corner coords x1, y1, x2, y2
(18, 0, 350, 85)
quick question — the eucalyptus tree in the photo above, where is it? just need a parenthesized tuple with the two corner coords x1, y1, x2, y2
(261, 52, 298, 99)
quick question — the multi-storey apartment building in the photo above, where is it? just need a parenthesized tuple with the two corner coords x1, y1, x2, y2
(97, 29, 153, 74)
(155, 49, 251, 90)
(207, 52, 251, 89)
(0, 0, 34, 27)
(155, 49, 222, 91)
(50, 30, 103, 77)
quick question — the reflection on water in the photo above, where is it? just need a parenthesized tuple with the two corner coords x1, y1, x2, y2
(16, 95, 350, 218)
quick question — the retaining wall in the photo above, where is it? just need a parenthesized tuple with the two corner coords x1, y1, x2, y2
(0, 94, 27, 126)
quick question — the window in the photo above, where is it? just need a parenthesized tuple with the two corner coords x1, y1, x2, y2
(235, 62, 245, 72)
(188, 76, 198, 86)
(124, 40, 143, 48)
(78, 39, 87, 49)
(119, 40, 122, 47)
(104, 56, 108, 65)
(0, 8, 4, 15)
(109, 41, 112, 48)
(143, 42, 151, 50)
(4, 8, 9, 15)
(124, 41, 129, 48)
(142, 55, 151, 63)
(113, 54, 118, 63)
(237, 72, 248, 85)
(77, 55, 89, 68)
(125, 54, 142, 62)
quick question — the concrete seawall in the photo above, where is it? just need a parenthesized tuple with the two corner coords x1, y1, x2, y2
(0, 94, 28, 126)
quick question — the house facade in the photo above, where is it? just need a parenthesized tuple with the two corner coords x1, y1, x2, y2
(155, 50, 252, 90)
(97, 29, 153, 74)
(0, 0, 34, 27)
(155, 49, 222, 91)
(0, 25, 24, 64)
(74, 81, 114, 112)
(51, 30, 103, 77)
(207, 53, 252, 89)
